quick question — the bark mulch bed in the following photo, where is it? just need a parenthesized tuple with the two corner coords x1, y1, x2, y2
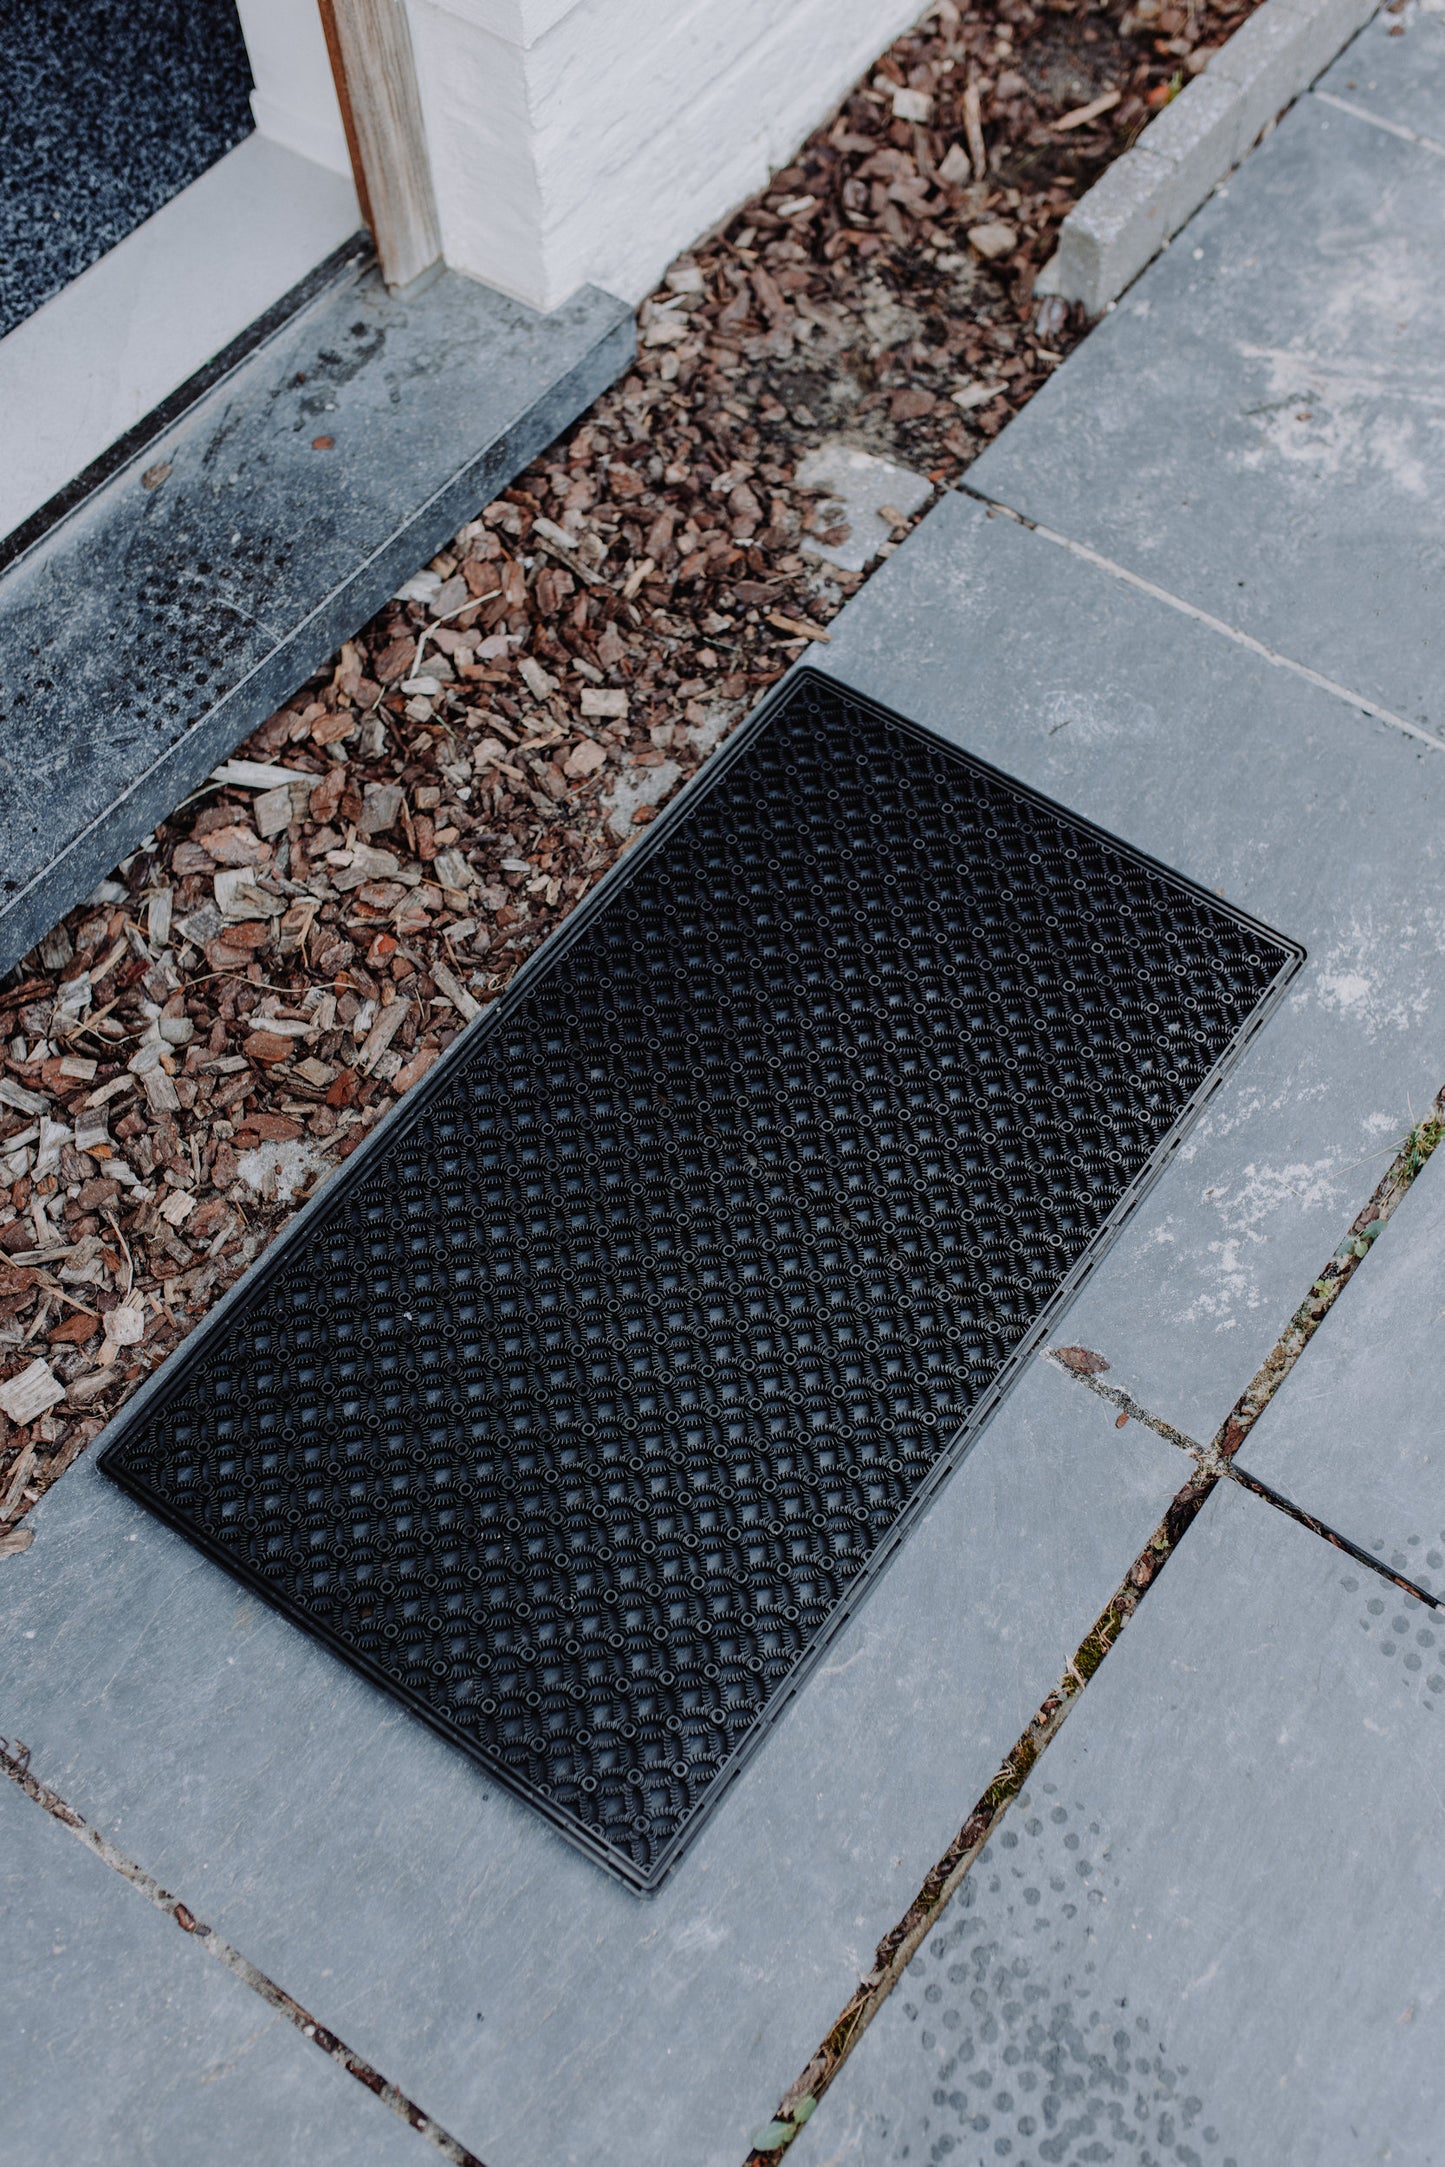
(1, 0, 1253, 1548)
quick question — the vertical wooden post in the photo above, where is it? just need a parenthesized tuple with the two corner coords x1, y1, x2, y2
(317, 0, 442, 290)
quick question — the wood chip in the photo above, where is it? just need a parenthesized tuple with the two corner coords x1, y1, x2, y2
(311, 712, 357, 746)
(74, 1112, 110, 1154)
(67, 1368, 118, 1406)
(253, 783, 295, 838)
(0, 1440, 38, 1519)
(564, 738, 608, 779)
(204, 823, 272, 868)
(359, 782, 405, 835)
(147, 889, 174, 947)
(84, 1075, 135, 1110)
(391, 1045, 440, 1094)
(330, 843, 402, 893)
(144, 1068, 181, 1114)
(294, 1057, 338, 1087)
(530, 518, 605, 584)
(211, 759, 306, 789)
(0, 1079, 47, 1116)
(963, 77, 987, 178)
(433, 848, 473, 893)
(244, 1030, 300, 1065)
(359, 999, 412, 1074)
(580, 687, 629, 719)
(1053, 1345, 1111, 1376)
(0, 1358, 64, 1425)
(1054, 87, 1121, 130)
(890, 84, 932, 121)
(951, 380, 1007, 410)
(432, 961, 481, 1024)
(967, 220, 1018, 261)
(767, 612, 832, 643)
(215, 869, 286, 919)
(105, 1297, 147, 1348)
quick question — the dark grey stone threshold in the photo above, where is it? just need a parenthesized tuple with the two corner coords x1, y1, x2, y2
(0, 233, 376, 578)
(0, 249, 634, 977)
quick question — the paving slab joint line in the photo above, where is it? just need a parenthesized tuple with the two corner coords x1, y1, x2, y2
(741, 1085, 1445, 2161)
(742, 1459, 1212, 2163)
(1229, 1461, 1440, 1604)
(1313, 86, 1445, 158)
(957, 492, 1443, 753)
(0, 1736, 489, 2167)
(1045, 1354, 1441, 1609)
(1206, 1083, 1445, 1469)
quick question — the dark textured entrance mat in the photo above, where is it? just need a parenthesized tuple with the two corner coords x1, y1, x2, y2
(1, 0, 254, 339)
(98, 670, 1301, 1888)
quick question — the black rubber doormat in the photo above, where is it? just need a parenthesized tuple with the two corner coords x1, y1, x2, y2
(99, 670, 1301, 1888)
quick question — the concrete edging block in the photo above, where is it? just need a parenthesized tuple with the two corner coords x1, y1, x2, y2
(1037, 0, 1380, 313)
(1035, 145, 1176, 308)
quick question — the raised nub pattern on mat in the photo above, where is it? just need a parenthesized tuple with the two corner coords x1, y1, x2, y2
(99, 671, 1300, 1887)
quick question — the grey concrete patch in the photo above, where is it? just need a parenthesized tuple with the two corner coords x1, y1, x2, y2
(814, 490, 1445, 1445)
(0, 1356, 1181, 2167)
(1239, 1136, 1445, 1594)
(0, 1772, 420, 2167)
(974, 94, 1445, 730)
(790, 1479, 1445, 2167)
(795, 440, 933, 573)
(235, 1134, 328, 1205)
(0, 260, 633, 977)
(1317, 0, 1445, 142)
(602, 754, 682, 836)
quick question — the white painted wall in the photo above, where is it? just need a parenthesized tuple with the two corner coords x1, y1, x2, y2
(233, 0, 354, 176)
(405, 0, 926, 310)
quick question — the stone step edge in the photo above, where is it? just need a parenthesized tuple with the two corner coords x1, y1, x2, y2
(1035, 0, 1380, 316)
(0, 274, 634, 980)
(0, 233, 375, 577)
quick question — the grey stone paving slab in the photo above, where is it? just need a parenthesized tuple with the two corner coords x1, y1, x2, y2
(816, 490, 1445, 1446)
(0, 1356, 1182, 2167)
(790, 1479, 1445, 2167)
(1317, 0, 1445, 141)
(1239, 1135, 1445, 1594)
(0, 256, 633, 977)
(1, 1773, 421, 2167)
(968, 93, 1445, 732)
